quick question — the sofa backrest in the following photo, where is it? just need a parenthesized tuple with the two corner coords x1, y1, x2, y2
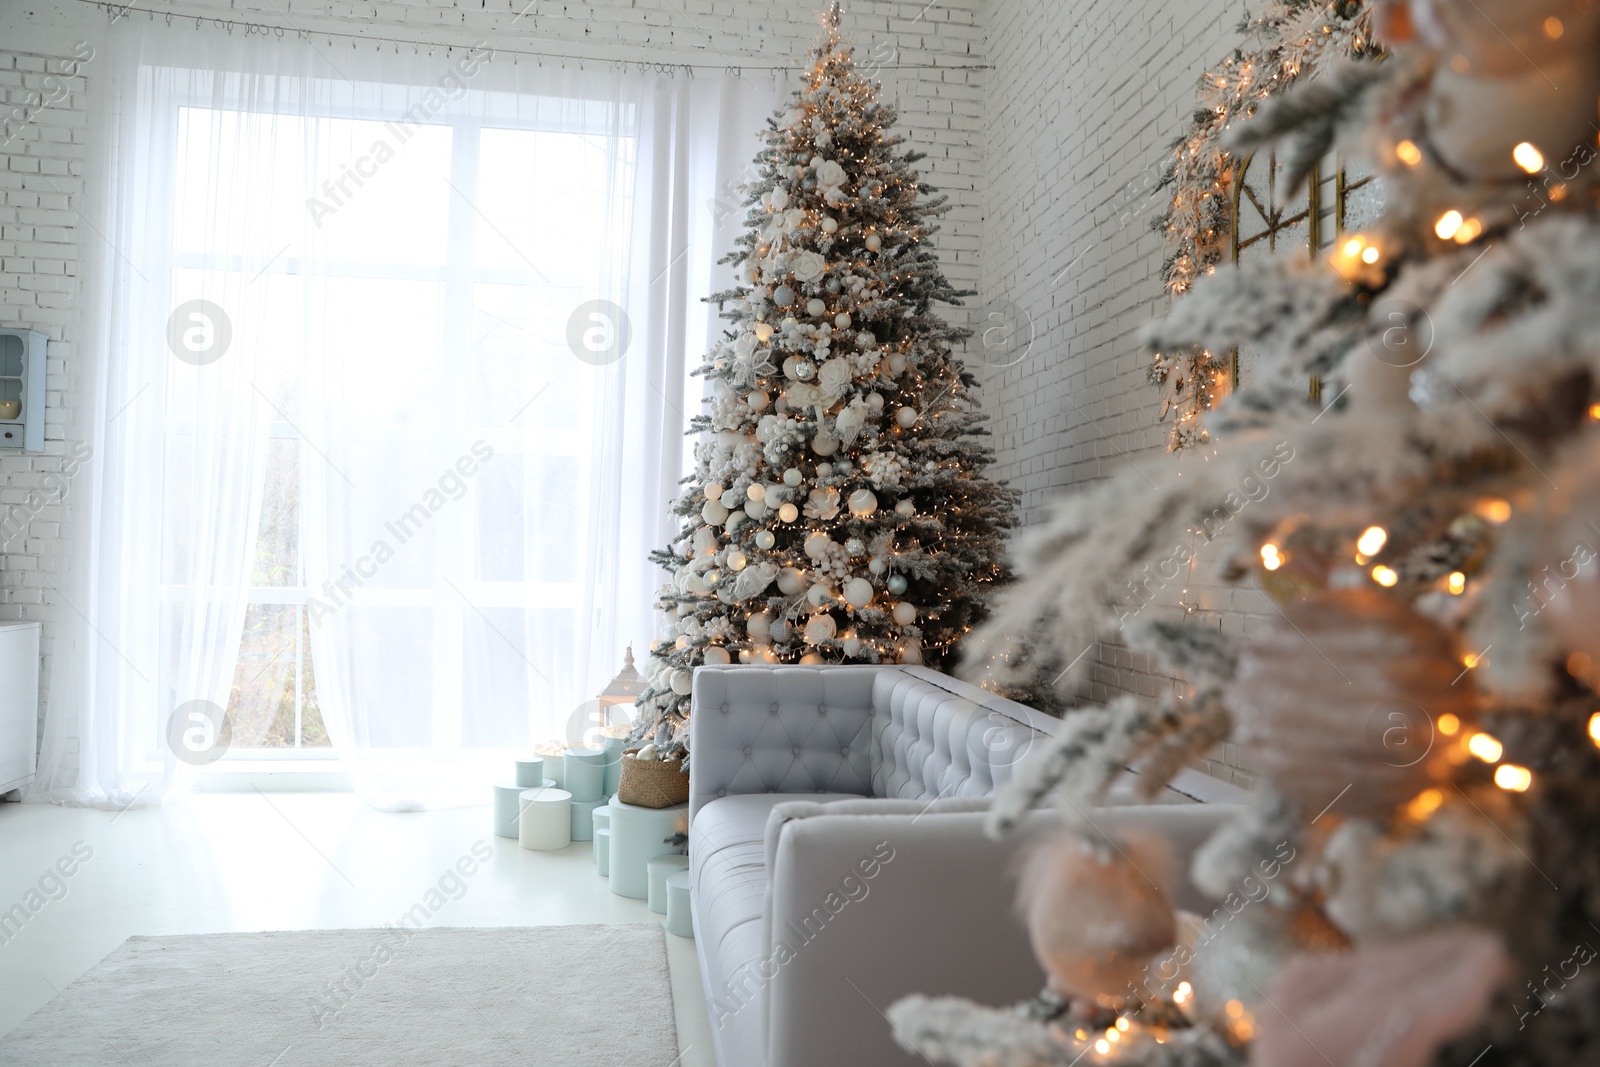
(689, 665, 883, 821)
(869, 666, 1057, 803)
(688, 664, 1058, 820)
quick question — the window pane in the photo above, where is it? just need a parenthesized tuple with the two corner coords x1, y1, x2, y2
(253, 437, 300, 587)
(299, 608, 329, 747)
(475, 126, 632, 282)
(227, 604, 299, 748)
(309, 118, 453, 267)
(460, 607, 533, 749)
(313, 277, 445, 428)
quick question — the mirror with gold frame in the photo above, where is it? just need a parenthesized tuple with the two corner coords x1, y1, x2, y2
(1227, 150, 1380, 402)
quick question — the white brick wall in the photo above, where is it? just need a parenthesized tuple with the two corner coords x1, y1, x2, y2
(0, 45, 89, 749)
(974, 0, 1259, 787)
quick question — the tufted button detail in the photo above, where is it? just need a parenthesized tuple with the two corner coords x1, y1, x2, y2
(818, 704, 827, 715)
(792, 747, 801, 756)
(718, 789, 727, 797)
(743, 747, 752, 756)
(770, 703, 779, 713)
(841, 748, 849, 757)
(721, 703, 729, 713)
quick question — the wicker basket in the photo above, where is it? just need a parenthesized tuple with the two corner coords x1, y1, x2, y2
(617, 748, 691, 809)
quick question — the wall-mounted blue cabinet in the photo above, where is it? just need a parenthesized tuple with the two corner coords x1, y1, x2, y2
(0, 329, 45, 453)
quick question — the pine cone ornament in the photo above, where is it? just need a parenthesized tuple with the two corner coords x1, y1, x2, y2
(1227, 590, 1471, 821)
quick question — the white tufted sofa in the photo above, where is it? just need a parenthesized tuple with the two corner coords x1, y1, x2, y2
(686, 664, 1248, 1067)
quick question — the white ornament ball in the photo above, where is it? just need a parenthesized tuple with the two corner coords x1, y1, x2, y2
(887, 574, 908, 595)
(783, 356, 804, 380)
(726, 548, 748, 572)
(783, 468, 803, 487)
(704, 482, 725, 503)
(865, 392, 885, 411)
(684, 572, 709, 594)
(807, 582, 833, 608)
(835, 313, 852, 329)
(842, 637, 863, 657)
(777, 567, 809, 595)
(899, 641, 923, 666)
(821, 217, 838, 234)
(748, 390, 771, 412)
(816, 463, 833, 477)
(773, 284, 795, 307)
(811, 430, 840, 457)
(843, 578, 874, 608)
(702, 646, 731, 666)
(755, 529, 776, 550)
(892, 602, 917, 625)
(747, 483, 767, 502)
(747, 612, 772, 641)
(800, 653, 825, 665)
(701, 499, 729, 525)
(806, 298, 827, 317)
(719, 488, 741, 509)
(888, 354, 907, 375)
(895, 498, 915, 517)
(848, 489, 879, 518)
(670, 670, 694, 696)
(804, 531, 833, 560)
(795, 360, 816, 381)
(804, 614, 838, 644)
(739, 650, 753, 663)
(778, 503, 800, 523)
(676, 602, 694, 617)
(745, 498, 768, 521)
(869, 558, 887, 576)
(845, 538, 865, 556)
(895, 407, 918, 429)
(865, 234, 882, 251)
(754, 322, 774, 343)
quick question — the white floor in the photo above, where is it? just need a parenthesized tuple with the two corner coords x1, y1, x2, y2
(0, 793, 714, 1066)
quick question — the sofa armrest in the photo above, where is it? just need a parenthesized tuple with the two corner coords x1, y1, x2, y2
(688, 665, 890, 821)
(760, 801, 1242, 1067)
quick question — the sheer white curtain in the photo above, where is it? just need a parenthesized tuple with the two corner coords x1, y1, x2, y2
(36, 22, 777, 808)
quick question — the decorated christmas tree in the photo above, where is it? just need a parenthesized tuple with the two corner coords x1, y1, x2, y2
(890, 1, 1600, 1065)
(634, 5, 1026, 750)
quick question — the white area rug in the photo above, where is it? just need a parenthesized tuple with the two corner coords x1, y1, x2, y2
(0, 924, 679, 1066)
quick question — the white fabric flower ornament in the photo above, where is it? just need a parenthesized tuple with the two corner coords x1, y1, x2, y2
(791, 251, 827, 282)
(815, 159, 847, 188)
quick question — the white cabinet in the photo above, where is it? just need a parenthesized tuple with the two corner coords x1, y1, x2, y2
(0, 621, 40, 794)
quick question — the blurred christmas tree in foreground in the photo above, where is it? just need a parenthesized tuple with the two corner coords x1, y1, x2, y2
(892, 2, 1600, 1066)
(634, 5, 1032, 751)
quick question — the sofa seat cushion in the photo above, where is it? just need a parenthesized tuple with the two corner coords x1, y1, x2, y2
(689, 792, 864, 1066)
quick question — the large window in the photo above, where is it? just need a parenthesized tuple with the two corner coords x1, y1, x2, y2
(164, 98, 638, 758)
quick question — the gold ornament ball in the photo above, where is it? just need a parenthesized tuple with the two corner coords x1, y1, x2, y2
(1019, 831, 1177, 1002)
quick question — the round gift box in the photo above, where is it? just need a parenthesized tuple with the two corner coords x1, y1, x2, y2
(517, 786, 573, 851)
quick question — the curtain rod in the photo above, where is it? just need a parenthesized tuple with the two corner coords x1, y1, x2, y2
(74, 0, 990, 74)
